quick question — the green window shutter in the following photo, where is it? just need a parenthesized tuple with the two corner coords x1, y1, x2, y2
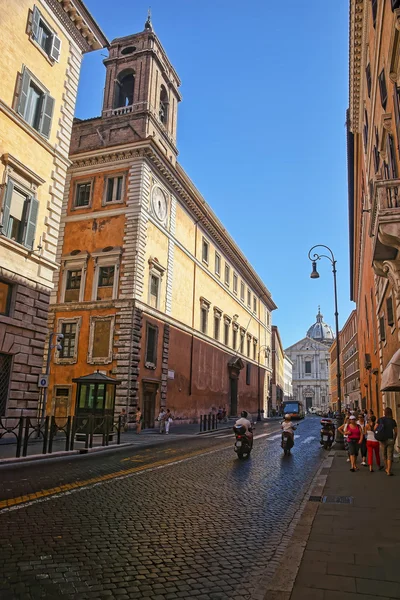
(31, 6, 41, 41)
(23, 196, 39, 249)
(17, 69, 31, 118)
(50, 35, 62, 62)
(1, 180, 14, 237)
(40, 94, 55, 138)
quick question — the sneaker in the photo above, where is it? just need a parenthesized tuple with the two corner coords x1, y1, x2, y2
(346, 458, 350, 462)
(362, 462, 367, 466)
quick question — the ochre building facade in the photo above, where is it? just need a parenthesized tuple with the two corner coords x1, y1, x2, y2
(48, 19, 276, 426)
(348, 0, 400, 422)
(0, 0, 107, 418)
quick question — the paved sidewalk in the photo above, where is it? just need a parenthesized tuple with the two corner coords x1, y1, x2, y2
(265, 451, 400, 600)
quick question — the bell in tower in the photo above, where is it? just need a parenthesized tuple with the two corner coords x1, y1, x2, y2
(100, 15, 181, 161)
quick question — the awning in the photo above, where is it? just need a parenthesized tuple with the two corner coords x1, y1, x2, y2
(381, 348, 400, 391)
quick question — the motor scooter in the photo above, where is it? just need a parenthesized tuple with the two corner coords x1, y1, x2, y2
(320, 418, 335, 450)
(281, 424, 297, 456)
(233, 424, 254, 459)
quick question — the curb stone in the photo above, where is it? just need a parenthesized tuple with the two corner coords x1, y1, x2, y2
(251, 451, 335, 600)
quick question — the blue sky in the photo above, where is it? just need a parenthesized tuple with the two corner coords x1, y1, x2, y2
(77, 0, 353, 349)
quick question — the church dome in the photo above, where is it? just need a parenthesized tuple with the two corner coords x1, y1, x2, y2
(306, 308, 334, 344)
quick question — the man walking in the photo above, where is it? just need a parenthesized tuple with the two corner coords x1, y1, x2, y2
(158, 407, 167, 434)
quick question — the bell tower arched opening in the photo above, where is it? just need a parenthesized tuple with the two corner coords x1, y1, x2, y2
(114, 69, 135, 109)
(159, 85, 169, 125)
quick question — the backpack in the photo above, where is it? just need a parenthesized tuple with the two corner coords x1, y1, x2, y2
(374, 421, 387, 442)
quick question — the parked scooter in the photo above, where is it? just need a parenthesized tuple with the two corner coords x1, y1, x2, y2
(320, 418, 335, 450)
(233, 424, 253, 459)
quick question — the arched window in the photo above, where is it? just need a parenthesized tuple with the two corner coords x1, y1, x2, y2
(114, 69, 134, 108)
(159, 85, 169, 125)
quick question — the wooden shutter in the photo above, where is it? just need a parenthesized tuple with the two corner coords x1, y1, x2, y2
(1, 180, 14, 236)
(17, 69, 31, 118)
(40, 94, 55, 138)
(23, 196, 39, 249)
(50, 35, 62, 62)
(31, 6, 41, 41)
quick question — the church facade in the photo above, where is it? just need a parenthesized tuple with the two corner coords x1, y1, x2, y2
(47, 17, 276, 426)
(285, 309, 334, 412)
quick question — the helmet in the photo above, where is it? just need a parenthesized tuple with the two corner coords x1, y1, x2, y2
(285, 413, 291, 419)
(240, 411, 248, 418)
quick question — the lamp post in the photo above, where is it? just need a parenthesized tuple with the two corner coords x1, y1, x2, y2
(257, 345, 270, 421)
(308, 245, 344, 445)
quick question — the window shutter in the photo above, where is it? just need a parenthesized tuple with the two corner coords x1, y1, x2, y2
(17, 69, 31, 118)
(1, 180, 14, 236)
(50, 35, 62, 62)
(31, 6, 41, 41)
(39, 94, 55, 138)
(23, 196, 39, 249)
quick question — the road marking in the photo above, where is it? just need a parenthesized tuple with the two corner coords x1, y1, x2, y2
(301, 436, 316, 444)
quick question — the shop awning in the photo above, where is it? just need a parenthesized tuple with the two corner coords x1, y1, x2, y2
(381, 349, 400, 391)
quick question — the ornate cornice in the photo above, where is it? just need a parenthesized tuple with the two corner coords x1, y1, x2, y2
(349, 0, 367, 133)
(44, 0, 108, 52)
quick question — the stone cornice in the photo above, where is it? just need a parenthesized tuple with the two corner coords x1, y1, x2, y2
(349, 0, 367, 133)
(69, 140, 277, 310)
(45, 0, 109, 52)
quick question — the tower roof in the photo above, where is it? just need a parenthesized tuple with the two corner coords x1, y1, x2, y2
(306, 307, 334, 344)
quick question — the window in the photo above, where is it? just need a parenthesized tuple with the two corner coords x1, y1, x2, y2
(214, 315, 220, 340)
(90, 318, 113, 362)
(105, 176, 124, 204)
(372, 0, 378, 28)
(379, 315, 386, 341)
(386, 134, 398, 179)
(160, 85, 169, 124)
(224, 319, 230, 346)
(267, 311, 270, 327)
(240, 330, 245, 353)
(232, 327, 238, 350)
(64, 270, 81, 303)
(74, 182, 92, 208)
(0, 281, 12, 316)
(392, 1, 400, 10)
(366, 63, 372, 97)
(247, 336, 251, 357)
(201, 307, 208, 334)
(253, 296, 257, 313)
(233, 273, 238, 294)
(247, 289, 251, 307)
(97, 266, 115, 300)
(394, 85, 400, 155)
(0, 353, 12, 416)
(202, 238, 209, 264)
(305, 360, 312, 374)
(363, 109, 369, 153)
(60, 322, 77, 359)
(253, 340, 257, 361)
(373, 128, 380, 173)
(379, 69, 388, 110)
(246, 363, 251, 385)
(1, 180, 38, 249)
(387, 297, 395, 327)
(145, 323, 158, 366)
(240, 281, 245, 302)
(225, 264, 230, 286)
(17, 68, 54, 138)
(31, 6, 61, 61)
(215, 253, 221, 276)
(149, 274, 160, 308)
(114, 70, 134, 108)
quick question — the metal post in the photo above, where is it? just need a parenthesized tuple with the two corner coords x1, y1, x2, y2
(208, 413, 211, 431)
(332, 262, 344, 443)
(41, 333, 54, 424)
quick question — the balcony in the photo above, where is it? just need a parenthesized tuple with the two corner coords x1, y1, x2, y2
(371, 179, 400, 277)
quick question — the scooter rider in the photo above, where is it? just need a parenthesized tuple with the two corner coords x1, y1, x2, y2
(281, 414, 296, 443)
(234, 411, 254, 443)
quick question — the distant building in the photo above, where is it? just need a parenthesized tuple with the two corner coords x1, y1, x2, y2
(329, 310, 360, 412)
(48, 18, 277, 425)
(0, 0, 107, 418)
(271, 326, 284, 415)
(283, 354, 293, 402)
(285, 308, 333, 412)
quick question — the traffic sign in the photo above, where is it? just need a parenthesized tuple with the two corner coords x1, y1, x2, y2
(38, 374, 49, 388)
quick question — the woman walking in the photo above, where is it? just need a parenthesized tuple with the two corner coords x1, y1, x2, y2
(357, 414, 368, 466)
(165, 408, 173, 434)
(365, 415, 381, 472)
(135, 407, 142, 434)
(346, 415, 363, 472)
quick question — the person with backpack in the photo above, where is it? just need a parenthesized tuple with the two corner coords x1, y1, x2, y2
(376, 407, 398, 476)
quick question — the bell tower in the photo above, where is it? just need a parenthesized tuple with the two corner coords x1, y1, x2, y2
(101, 14, 181, 161)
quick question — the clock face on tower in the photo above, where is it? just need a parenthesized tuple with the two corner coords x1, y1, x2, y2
(151, 186, 168, 221)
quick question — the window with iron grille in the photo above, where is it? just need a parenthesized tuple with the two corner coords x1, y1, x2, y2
(366, 63, 372, 97)
(379, 69, 388, 110)
(0, 353, 12, 416)
(387, 296, 395, 327)
(379, 315, 386, 341)
(60, 322, 77, 359)
(372, 0, 378, 28)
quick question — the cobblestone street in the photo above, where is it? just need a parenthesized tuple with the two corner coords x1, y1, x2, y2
(0, 418, 324, 599)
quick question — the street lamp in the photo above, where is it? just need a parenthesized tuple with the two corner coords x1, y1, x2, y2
(257, 345, 270, 421)
(308, 244, 344, 445)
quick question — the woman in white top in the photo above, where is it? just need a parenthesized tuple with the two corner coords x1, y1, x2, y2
(365, 415, 382, 472)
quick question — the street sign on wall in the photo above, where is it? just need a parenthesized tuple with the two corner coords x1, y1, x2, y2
(38, 375, 49, 388)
